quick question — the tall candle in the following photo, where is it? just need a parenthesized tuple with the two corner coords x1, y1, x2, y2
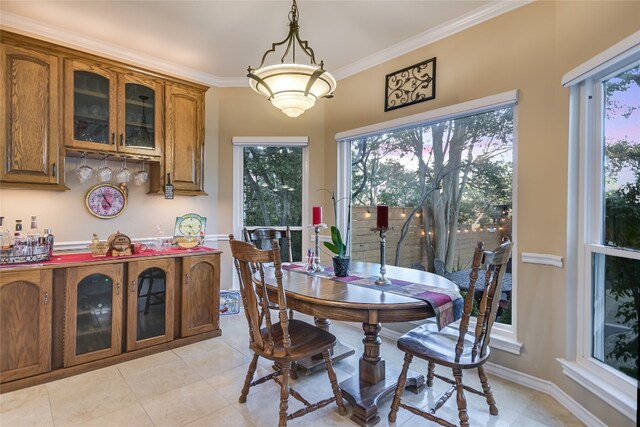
(312, 206, 323, 225)
(377, 205, 389, 229)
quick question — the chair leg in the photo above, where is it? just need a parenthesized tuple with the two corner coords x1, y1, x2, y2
(322, 350, 347, 415)
(388, 353, 413, 423)
(279, 361, 291, 427)
(453, 368, 469, 427)
(239, 354, 259, 403)
(427, 361, 435, 387)
(477, 365, 498, 415)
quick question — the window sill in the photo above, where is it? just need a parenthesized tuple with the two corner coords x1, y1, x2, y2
(557, 358, 637, 420)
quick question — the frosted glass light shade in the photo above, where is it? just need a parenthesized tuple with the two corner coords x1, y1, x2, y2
(249, 64, 337, 118)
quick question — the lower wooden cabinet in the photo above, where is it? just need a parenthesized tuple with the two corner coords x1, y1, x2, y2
(126, 258, 175, 351)
(0, 250, 221, 388)
(0, 270, 52, 382)
(64, 264, 124, 367)
(181, 254, 220, 336)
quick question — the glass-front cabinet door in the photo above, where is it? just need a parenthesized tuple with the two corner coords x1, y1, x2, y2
(118, 75, 163, 157)
(126, 258, 174, 351)
(64, 264, 123, 367)
(65, 61, 117, 151)
(65, 60, 163, 157)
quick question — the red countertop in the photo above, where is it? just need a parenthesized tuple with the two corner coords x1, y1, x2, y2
(0, 246, 220, 271)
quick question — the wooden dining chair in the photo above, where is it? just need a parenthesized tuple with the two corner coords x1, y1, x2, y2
(388, 237, 513, 427)
(243, 226, 294, 263)
(229, 234, 347, 426)
(243, 226, 295, 320)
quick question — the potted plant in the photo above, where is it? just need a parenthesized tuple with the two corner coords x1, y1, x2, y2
(321, 189, 351, 277)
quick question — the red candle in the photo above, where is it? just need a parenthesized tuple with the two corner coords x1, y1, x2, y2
(377, 205, 389, 229)
(312, 206, 323, 225)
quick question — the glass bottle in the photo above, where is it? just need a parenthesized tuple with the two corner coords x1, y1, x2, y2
(0, 216, 10, 250)
(13, 219, 26, 256)
(27, 216, 40, 247)
(43, 228, 54, 258)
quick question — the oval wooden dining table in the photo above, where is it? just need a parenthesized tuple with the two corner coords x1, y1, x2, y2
(259, 261, 459, 426)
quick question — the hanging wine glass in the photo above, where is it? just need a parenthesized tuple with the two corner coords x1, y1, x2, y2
(133, 159, 149, 186)
(97, 155, 112, 183)
(75, 153, 93, 184)
(116, 157, 131, 183)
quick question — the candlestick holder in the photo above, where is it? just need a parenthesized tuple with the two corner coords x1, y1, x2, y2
(309, 223, 327, 272)
(372, 227, 391, 285)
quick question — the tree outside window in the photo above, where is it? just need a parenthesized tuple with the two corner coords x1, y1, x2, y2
(349, 106, 514, 323)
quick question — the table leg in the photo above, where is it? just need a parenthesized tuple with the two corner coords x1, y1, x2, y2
(339, 322, 425, 426)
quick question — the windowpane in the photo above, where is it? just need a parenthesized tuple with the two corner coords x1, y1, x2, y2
(349, 107, 514, 324)
(592, 253, 639, 380)
(243, 146, 302, 227)
(602, 64, 640, 251)
(242, 146, 303, 261)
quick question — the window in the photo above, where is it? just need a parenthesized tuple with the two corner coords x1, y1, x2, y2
(336, 91, 519, 343)
(562, 35, 639, 420)
(232, 137, 309, 263)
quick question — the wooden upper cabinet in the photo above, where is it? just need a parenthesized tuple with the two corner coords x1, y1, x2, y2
(118, 74, 164, 157)
(64, 60, 163, 158)
(163, 83, 206, 195)
(0, 270, 52, 383)
(0, 44, 65, 189)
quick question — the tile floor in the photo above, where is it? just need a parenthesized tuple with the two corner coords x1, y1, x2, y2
(0, 312, 585, 426)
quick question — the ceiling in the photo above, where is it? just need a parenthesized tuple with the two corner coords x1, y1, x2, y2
(0, 1, 528, 86)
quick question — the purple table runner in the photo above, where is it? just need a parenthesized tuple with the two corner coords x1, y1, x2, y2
(282, 263, 463, 329)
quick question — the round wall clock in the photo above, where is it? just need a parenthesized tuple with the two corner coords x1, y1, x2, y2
(86, 184, 128, 219)
(174, 213, 207, 248)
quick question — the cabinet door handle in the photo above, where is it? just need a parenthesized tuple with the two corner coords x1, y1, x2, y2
(185, 273, 189, 285)
(116, 283, 120, 295)
(119, 134, 124, 146)
(111, 132, 115, 145)
(44, 291, 49, 304)
(52, 163, 56, 176)
(131, 280, 136, 293)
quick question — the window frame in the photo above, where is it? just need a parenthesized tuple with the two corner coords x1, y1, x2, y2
(561, 33, 639, 420)
(335, 90, 521, 352)
(231, 136, 310, 255)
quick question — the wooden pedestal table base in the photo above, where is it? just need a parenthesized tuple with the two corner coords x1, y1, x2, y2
(338, 322, 425, 426)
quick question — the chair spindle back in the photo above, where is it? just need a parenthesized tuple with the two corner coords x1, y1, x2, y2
(455, 238, 513, 362)
(229, 234, 291, 356)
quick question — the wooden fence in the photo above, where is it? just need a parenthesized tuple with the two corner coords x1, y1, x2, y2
(349, 206, 508, 271)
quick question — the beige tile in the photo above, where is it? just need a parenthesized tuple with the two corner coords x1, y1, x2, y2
(184, 404, 255, 427)
(46, 366, 136, 426)
(140, 380, 228, 427)
(203, 360, 274, 405)
(231, 384, 312, 427)
(117, 349, 202, 400)
(173, 337, 252, 378)
(520, 393, 586, 427)
(0, 384, 54, 427)
(67, 402, 154, 427)
(0, 314, 586, 427)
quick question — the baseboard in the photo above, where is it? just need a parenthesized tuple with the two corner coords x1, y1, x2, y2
(483, 363, 606, 427)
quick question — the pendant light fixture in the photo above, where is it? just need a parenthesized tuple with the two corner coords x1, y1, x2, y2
(247, 0, 336, 118)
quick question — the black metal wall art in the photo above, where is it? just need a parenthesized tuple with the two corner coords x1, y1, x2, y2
(385, 57, 436, 112)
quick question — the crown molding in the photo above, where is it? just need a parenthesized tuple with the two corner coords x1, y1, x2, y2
(1, 1, 531, 87)
(0, 11, 224, 87)
(332, 0, 532, 80)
